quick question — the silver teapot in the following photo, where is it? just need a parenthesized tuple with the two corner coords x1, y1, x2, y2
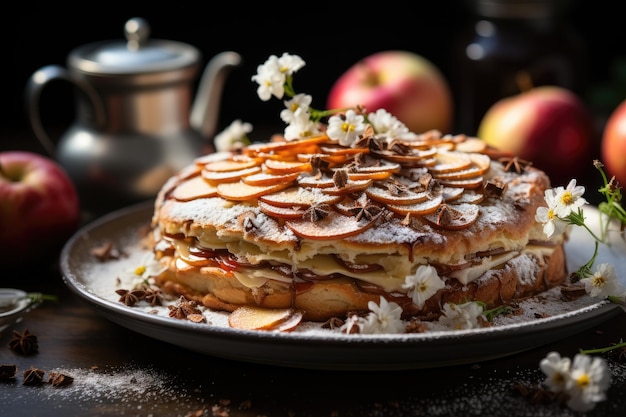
(25, 17, 241, 214)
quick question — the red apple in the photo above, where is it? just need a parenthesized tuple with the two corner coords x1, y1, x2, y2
(477, 86, 596, 185)
(326, 50, 453, 134)
(0, 151, 81, 268)
(601, 99, 626, 187)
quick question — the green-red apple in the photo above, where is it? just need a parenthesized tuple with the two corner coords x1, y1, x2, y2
(0, 151, 81, 268)
(477, 86, 595, 185)
(326, 50, 453, 134)
(601, 99, 626, 187)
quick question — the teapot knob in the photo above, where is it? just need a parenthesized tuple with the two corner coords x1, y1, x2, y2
(124, 17, 150, 51)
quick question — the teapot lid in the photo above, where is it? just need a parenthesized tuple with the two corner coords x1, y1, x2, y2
(67, 17, 200, 76)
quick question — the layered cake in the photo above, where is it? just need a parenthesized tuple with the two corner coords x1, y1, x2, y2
(148, 53, 567, 327)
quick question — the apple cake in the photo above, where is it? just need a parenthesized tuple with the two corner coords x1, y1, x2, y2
(149, 129, 567, 323)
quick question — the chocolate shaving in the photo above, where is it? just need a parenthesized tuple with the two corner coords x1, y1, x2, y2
(22, 367, 45, 386)
(48, 371, 74, 387)
(90, 241, 124, 261)
(333, 169, 349, 188)
(484, 180, 506, 198)
(0, 364, 17, 380)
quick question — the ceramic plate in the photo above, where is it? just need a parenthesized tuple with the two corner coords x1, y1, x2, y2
(60, 201, 625, 370)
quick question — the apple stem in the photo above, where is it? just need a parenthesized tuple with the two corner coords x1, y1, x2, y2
(516, 71, 534, 93)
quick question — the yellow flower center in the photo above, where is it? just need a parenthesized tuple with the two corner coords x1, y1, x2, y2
(547, 208, 557, 220)
(560, 191, 574, 206)
(593, 275, 607, 288)
(576, 373, 590, 388)
(134, 265, 146, 276)
(342, 122, 355, 133)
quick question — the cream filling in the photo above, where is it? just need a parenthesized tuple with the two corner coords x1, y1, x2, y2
(172, 238, 558, 293)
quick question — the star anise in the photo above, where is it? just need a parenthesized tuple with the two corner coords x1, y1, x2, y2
(143, 287, 164, 307)
(499, 156, 532, 174)
(115, 288, 146, 306)
(9, 329, 39, 355)
(302, 203, 331, 222)
(168, 296, 202, 320)
(346, 199, 383, 222)
(0, 364, 17, 380)
(22, 367, 45, 386)
(48, 371, 74, 387)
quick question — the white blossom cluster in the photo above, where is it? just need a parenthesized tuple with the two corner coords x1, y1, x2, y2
(540, 351, 611, 412)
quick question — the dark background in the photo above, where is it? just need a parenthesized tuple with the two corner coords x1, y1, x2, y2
(2, 2, 626, 150)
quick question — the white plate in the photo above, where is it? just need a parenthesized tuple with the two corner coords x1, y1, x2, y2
(60, 201, 625, 370)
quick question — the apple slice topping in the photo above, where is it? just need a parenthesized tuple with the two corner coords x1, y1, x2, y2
(228, 306, 303, 331)
(217, 181, 292, 201)
(264, 159, 313, 175)
(435, 176, 484, 189)
(286, 209, 381, 240)
(321, 178, 372, 196)
(454, 137, 487, 153)
(428, 151, 473, 174)
(297, 174, 336, 189)
(242, 171, 300, 187)
(451, 190, 485, 205)
(437, 186, 465, 202)
(257, 200, 308, 219)
(171, 176, 218, 201)
(243, 135, 329, 157)
(258, 187, 342, 208)
(203, 157, 262, 173)
(386, 194, 443, 216)
(421, 203, 480, 231)
(201, 165, 262, 184)
(365, 184, 429, 205)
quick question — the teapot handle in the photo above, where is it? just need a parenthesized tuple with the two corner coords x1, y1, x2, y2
(24, 65, 106, 158)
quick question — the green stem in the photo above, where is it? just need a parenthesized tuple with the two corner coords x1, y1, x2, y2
(580, 340, 626, 355)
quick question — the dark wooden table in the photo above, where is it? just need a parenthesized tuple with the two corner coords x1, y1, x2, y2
(2, 128, 626, 417)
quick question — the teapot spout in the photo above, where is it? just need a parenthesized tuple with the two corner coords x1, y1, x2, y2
(190, 51, 242, 142)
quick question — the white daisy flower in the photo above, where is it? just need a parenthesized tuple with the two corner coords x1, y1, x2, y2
(280, 93, 313, 124)
(326, 109, 366, 146)
(539, 351, 572, 393)
(553, 179, 587, 217)
(122, 253, 166, 288)
(437, 301, 485, 330)
(565, 353, 611, 412)
(283, 107, 321, 140)
(214, 119, 253, 152)
(359, 297, 405, 334)
(276, 52, 305, 76)
(251, 55, 286, 101)
(535, 188, 569, 238)
(580, 263, 624, 298)
(367, 108, 411, 139)
(402, 265, 445, 309)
